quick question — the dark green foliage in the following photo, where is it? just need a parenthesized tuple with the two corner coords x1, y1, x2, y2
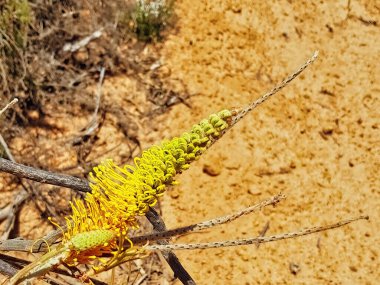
(132, 0, 175, 41)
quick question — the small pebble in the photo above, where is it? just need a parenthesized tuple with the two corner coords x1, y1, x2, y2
(289, 262, 301, 275)
(203, 162, 222, 176)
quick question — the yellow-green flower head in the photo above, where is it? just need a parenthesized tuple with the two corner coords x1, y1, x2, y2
(87, 109, 232, 218)
(59, 109, 232, 269)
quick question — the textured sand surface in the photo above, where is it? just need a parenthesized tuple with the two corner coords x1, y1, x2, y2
(1, 1, 378, 284)
(145, 1, 379, 284)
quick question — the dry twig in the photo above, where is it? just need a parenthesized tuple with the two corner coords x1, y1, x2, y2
(0, 99, 30, 240)
(132, 194, 285, 244)
(145, 216, 369, 251)
(0, 98, 18, 118)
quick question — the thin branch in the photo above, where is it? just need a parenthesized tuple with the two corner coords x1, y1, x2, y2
(0, 226, 64, 253)
(132, 194, 285, 244)
(145, 215, 369, 251)
(0, 98, 18, 117)
(90, 67, 105, 132)
(74, 67, 106, 145)
(0, 190, 29, 240)
(0, 158, 91, 193)
(63, 29, 103, 53)
(0, 135, 16, 162)
(0, 259, 18, 277)
(230, 51, 319, 127)
(146, 207, 196, 285)
(256, 221, 270, 249)
(0, 130, 29, 240)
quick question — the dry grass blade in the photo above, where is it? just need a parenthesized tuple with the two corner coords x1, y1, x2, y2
(230, 51, 319, 127)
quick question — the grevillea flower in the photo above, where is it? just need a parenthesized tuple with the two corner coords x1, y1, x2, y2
(64, 110, 233, 268)
(9, 109, 234, 284)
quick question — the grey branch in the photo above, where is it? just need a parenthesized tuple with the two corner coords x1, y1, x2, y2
(132, 194, 285, 244)
(145, 215, 369, 251)
(0, 158, 91, 193)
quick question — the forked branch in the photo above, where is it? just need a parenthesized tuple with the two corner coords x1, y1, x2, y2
(145, 215, 369, 251)
(132, 194, 286, 244)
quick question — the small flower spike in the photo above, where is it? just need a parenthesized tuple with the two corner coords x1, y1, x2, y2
(9, 109, 236, 284)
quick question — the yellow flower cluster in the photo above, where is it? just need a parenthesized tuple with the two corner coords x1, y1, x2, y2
(60, 109, 233, 271)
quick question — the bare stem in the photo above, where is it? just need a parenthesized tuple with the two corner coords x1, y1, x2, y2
(145, 215, 368, 251)
(133, 194, 285, 244)
(230, 51, 319, 127)
(0, 98, 18, 117)
(0, 158, 91, 193)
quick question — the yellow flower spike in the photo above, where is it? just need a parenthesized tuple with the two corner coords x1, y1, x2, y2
(19, 109, 234, 284)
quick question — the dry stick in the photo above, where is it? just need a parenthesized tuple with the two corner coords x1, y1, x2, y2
(146, 207, 196, 285)
(0, 106, 30, 240)
(145, 215, 369, 251)
(256, 221, 270, 249)
(63, 29, 103, 53)
(0, 158, 195, 285)
(0, 143, 29, 241)
(0, 158, 91, 193)
(132, 194, 285, 244)
(0, 226, 66, 253)
(0, 259, 18, 277)
(0, 98, 18, 117)
(0, 135, 16, 163)
(89, 67, 105, 131)
(231, 51, 319, 127)
(0, 189, 29, 240)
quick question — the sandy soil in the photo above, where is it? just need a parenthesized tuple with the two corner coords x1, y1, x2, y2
(1, 1, 379, 285)
(142, 1, 379, 284)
